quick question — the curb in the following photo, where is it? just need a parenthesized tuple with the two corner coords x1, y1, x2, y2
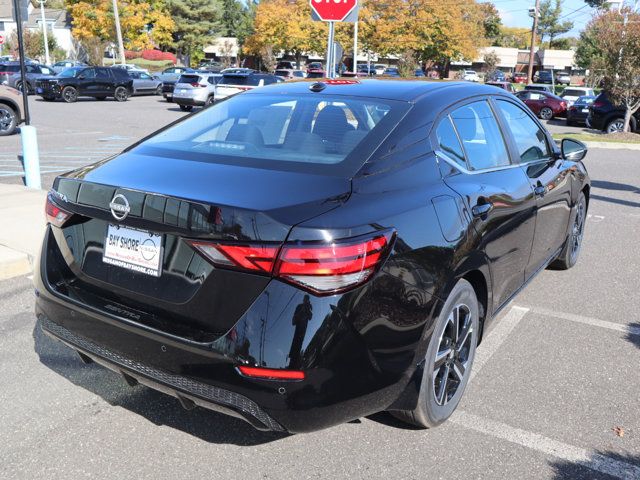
(582, 141, 640, 150)
(0, 245, 32, 281)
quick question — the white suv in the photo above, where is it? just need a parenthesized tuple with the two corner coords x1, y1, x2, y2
(173, 72, 222, 111)
(462, 70, 480, 82)
(560, 87, 595, 107)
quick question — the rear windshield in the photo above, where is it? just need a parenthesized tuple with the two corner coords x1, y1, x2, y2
(135, 93, 410, 176)
(563, 89, 588, 97)
(275, 70, 290, 77)
(221, 75, 265, 86)
(177, 74, 201, 84)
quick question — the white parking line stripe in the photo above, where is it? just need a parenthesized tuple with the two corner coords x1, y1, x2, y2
(451, 411, 640, 480)
(470, 305, 530, 382)
(522, 306, 640, 337)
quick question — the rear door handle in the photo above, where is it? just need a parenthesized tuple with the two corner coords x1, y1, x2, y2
(534, 185, 546, 197)
(471, 202, 493, 217)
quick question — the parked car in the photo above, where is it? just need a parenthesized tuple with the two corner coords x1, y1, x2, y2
(306, 62, 325, 79)
(515, 90, 567, 120)
(462, 70, 480, 82)
(199, 61, 223, 72)
(156, 67, 196, 102)
(383, 67, 400, 77)
(511, 72, 528, 84)
(129, 71, 163, 96)
(566, 95, 596, 126)
(0, 84, 24, 136)
(486, 70, 506, 82)
(52, 60, 87, 74)
(172, 72, 222, 111)
(555, 72, 571, 86)
(0, 62, 22, 82)
(414, 68, 426, 77)
(485, 81, 516, 94)
(110, 64, 149, 75)
(588, 92, 640, 133)
(275, 69, 306, 80)
(215, 70, 281, 102)
(524, 83, 554, 94)
(560, 87, 595, 107)
(534, 70, 554, 84)
(276, 61, 296, 70)
(356, 64, 377, 76)
(374, 64, 387, 75)
(37, 80, 590, 434)
(4, 63, 56, 94)
(35, 66, 133, 103)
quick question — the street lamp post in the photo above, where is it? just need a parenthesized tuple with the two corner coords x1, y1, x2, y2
(39, 0, 50, 65)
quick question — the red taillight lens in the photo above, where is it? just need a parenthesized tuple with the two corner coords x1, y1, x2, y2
(237, 366, 305, 381)
(592, 101, 604, 108)
(45, 194, 71, 227)
(560, 101, 567, 108)
(188, 230, 394, 295)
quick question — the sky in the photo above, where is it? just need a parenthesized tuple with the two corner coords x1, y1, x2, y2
(480, 0, 597, 37)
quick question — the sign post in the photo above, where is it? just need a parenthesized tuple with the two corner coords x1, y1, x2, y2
(309, 0, 358, 79)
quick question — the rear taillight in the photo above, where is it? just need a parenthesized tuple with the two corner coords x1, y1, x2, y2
(187, 230, 394, 295)
(560, 101, 567, 108)
(237, 366, 305, 381)
(592, 101, 604, 108)
(190, 82, 207, 88)
(45, 194, 71, 227)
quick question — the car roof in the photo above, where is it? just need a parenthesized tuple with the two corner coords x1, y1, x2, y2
(241, 78, 512, 103)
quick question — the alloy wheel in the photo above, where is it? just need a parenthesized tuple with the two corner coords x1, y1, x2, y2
(63, 87, 77, 103)
(540, 107, 553, 120)
(115, 87, 128, 102)
(432, 303, 474, 406)
(606, 119, 624, 134)
(570, 198, 586, 263)
(156, 85, 162, 95)
(0, 107, 15, 132)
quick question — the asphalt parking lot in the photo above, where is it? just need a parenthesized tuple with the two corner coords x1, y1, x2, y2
(1, 95, 639, 479)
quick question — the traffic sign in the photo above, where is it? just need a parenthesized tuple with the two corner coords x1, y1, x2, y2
(0, 35, 4, 45)
(310, 0, 358, 22)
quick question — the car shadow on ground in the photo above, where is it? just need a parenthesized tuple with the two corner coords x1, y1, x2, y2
(591, 180, 640, 194)
(627, 324, 640, 350)
(548, 450, 640, 479)
(31, 319, 290, 446)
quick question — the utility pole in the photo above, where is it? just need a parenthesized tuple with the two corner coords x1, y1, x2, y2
(527, 0, 540, 84)
(352, 20, 358, 72)
(112, 0, 126, 65)
(39, 0, 50, 65)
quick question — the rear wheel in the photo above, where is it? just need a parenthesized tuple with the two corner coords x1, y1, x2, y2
(155, 85, 163, 95)
(179, 104, 193, 112)
(62, 86, 78, 103)
(114, 86, 129, 102)
(392, 279, 479, 428)
(549, 192, 587, 270)
(540, 107, 553, 120)
(205, 96, 215, 107)
(606, 118, 625, 134)
(0, 103, 18, 136)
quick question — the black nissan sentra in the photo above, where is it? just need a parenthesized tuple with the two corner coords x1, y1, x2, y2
(35, 80, 590, 433)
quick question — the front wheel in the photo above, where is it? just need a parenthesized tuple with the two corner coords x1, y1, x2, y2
(392, 279, 479, 428)
(549, 192, 587, 270)
(540, 107, 553, 120)
(179, 104, 193, 112)
(606, 118, 625, 134)
(0, 103, 18, 136)
(155, 85, 163, 96)
(205, 96, 215, 107)
(114, 86, 129, 102)
(61, 86, 78, 103)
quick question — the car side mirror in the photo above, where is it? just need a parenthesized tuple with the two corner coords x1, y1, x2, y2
(561, 138, 587, 161)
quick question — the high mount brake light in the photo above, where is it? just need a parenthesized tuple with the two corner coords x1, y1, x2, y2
(187, 230, 395, 295)
(45, 194, 71, 227)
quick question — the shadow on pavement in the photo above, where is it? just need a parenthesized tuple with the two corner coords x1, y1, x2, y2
(627, 323, 640, 350)
(32, 319, 289, 446)
(590, 194, 640, 209)
(591, 180, 640, 194)
(548, 450, 640, 480)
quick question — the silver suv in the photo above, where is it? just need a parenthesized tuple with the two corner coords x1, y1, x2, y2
(173, 72, 221, 111)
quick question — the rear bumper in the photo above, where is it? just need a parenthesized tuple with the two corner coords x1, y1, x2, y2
(173, 96, 205, 106)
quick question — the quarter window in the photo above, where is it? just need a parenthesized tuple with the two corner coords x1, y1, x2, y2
(496, 100, 551, 162)
(450, 101, 510, 170)
(435, 116, 466, 167)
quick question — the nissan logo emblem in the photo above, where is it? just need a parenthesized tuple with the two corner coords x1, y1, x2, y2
(109, 194, 131, 221)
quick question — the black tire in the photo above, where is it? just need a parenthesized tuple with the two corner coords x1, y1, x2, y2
(0, 103, 18, 136)
(114, 86, 129, 102)
(392, 279, 479, 428)
(549, 192, 587, 270)
(179, 104, 193, 112)
(95, 96, 107, 101)
(42, 96, 56, 102)
(155, 85, 163, 95)
(61, 86, 78, 103)
(16, 81, 29, 95)
(165, 97, 173, 103)
(540, 107, 553, 120)
(205, 96, 215, 107)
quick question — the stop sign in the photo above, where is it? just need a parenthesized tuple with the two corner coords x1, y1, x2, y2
(310, 0, 358, 22)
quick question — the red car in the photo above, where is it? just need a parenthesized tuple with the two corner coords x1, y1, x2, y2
(486, 81, 516, 94)
(515, 90, 567, 120)
(511, 72, 528, 84)
(306, 62, 325, 79)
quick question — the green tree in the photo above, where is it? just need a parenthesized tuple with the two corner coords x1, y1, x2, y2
(496, 26, 531, 48)
(165, 0, 223, 66)
(8, 29, 58, 60)
(537, 0, 574, 48)
(479, 3, 503, 44)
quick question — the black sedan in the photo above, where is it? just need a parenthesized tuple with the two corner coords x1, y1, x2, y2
(35, 80, 590, 433)
(566, 95, 596, 126)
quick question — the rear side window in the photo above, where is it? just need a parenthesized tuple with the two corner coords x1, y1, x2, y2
(435, 116, 466, 167)
(138, 93, 409, 176)
(450, 101, 510, 171)
(496, 100, 550, 163)
(96, 69, 110, 79)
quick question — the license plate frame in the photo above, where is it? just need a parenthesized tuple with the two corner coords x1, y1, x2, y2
(102, 224, 163, 277)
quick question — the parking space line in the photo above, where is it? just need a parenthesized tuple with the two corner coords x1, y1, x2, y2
(521, 306, 640, 337)
(451, 411, 640, 479)
(470, 306, 530, 382)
